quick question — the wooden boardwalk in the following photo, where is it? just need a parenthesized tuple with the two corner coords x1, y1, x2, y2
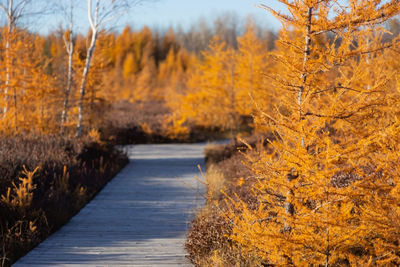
(14, 144, 206, 267)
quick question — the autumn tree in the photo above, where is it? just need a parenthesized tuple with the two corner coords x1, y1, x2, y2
(355, 39, 400, 264)
(235, 22, 271, 121)
(76, 0, 135, 138)
(0, 30, 56, 134)
(160, 47, 192, 104)
(133, 44, 157, 102)
(225, 0, 400, 265)
(0, 0, 34, 116)
(179, 38, 238, 131)
(172, 24, 272, 135)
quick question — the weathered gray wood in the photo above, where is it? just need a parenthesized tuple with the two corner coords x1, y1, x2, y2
(14, 144, 206, 266)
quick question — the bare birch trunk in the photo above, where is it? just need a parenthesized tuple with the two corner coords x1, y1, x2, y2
(4, 16, 13, 117)
(76, 0, 99, 138)
(76, 0, 131, 137)
(61, 0, 74, 134)
(76, 30, 97, 138)
(0, 0, 36, 122)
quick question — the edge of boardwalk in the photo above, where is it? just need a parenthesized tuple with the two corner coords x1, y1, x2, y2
(14, 143, 207, 267)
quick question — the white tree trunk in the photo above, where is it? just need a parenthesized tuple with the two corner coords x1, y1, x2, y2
(76, 0, 131, 137)
(61, 0, 74, 133)
(4, 15, 13, 117)
(1, 0, 32, 122)
(76, 29, 97, 138)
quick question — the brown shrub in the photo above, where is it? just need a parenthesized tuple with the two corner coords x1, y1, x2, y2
(0, 135, 128, 266)
(186, 207, 232, 265)
(100, 100, 176, 144)
(101, 100, 233, 144)
(186, 134, 270, 266)
(205, 133, 273, 165)
(186, 205, 262, 266)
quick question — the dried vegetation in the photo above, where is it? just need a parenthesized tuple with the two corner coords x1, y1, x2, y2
(0, 135, 128, 266)
(186, 136, 268, 266)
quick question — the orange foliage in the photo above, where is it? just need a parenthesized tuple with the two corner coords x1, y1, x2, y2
(0, 4, 400, 265)
(0, 29, 57, 134)
(222, 0, 400, 266)
(173, 24, 272, 134)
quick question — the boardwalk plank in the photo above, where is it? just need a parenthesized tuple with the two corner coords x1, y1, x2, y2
(13, 144, 205, 266)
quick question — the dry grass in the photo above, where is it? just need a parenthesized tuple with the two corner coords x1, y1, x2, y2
(101, 100, 232, 145)
(204, 133, 274, 165)
(186, 134, 271, 266)
(205, 165, 225, 201)
(101, 100, 171, 144)
(0, 135, 128, 266)
(186, 205, 261, 267)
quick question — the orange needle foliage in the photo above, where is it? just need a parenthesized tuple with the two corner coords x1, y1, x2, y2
(0, 29, 57, 134)
(173, 24, 272, 134)
(180, 37, 239, 131)
(224, 0, 400, 266)
(0, 21, 273, 137)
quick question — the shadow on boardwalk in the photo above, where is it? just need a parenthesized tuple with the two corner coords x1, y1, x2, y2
(14, 144, 206, 267)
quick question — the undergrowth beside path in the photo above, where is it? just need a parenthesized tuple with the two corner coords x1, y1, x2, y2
(186, 135, 269, 266)
(0, 135, 128, 267)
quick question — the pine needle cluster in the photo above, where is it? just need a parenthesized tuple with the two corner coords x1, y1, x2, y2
(224, 0, 400, 265)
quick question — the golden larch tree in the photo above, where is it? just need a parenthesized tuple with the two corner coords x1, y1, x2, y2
(225, 0, 400, 265)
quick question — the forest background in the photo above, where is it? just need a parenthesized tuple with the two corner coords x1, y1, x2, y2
(0, 0, 278, 265)
(0, 0, 400, 266)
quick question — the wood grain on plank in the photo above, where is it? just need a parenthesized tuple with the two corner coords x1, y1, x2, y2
(14, 144, 206, 267)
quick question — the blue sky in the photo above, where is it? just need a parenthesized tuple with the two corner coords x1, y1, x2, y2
(127, 0, 284, 31)
(34, 0, 285, 35)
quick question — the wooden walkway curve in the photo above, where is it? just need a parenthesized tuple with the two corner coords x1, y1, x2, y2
(14, 144, 206, 267)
